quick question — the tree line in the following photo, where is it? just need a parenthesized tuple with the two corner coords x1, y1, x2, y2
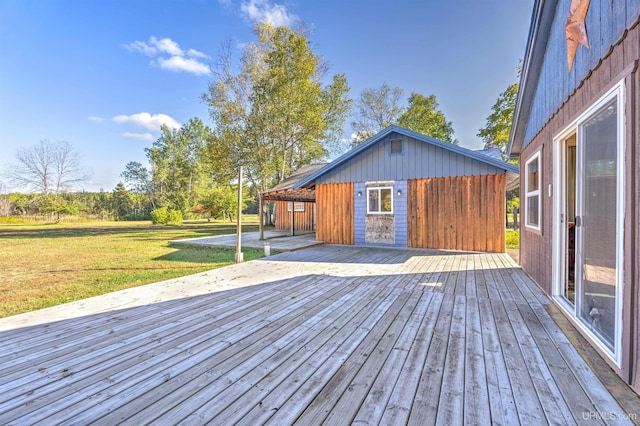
(1, 23, 519, 222)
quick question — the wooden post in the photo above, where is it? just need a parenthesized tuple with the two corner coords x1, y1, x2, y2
(259, 193, 264, 240)
(235, 166, 244, 263)
(290, 201, 295, 236)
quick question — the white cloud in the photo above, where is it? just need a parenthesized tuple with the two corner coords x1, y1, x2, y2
(122, 39, 158, 56)
(122, 132, 154, 141)
(153, 37, 183, 56)
(88, 116, 103, 123)
(113, 112, 181, 132)
(187, 48, 208, 59)
(122, 36, 210, 76)
(240, 0, 298, 27)
(157, 56, 211, 76)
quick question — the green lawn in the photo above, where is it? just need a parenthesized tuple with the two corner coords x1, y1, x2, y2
(0, 218, 265, 318)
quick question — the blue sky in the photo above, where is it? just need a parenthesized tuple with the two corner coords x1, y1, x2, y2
(0, 0, 533, 192)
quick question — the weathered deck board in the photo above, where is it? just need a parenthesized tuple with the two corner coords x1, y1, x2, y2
(463, 295, 491, 425)
(232, 276, 405, 425)
(0, 246, 634, 425)
(3, 276, 335, 423)
(477, 296, 519, 425)
(406, 291, 455, 425)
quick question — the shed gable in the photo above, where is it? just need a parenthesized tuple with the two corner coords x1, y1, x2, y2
(316, 132, 505, 185)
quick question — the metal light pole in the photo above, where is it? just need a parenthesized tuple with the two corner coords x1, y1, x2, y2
(235, 166, 244, 263)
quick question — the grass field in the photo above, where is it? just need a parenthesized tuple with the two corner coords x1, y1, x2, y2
(0, 218, 265, 318)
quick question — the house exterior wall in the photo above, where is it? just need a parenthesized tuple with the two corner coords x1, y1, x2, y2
(519, 18, 639, 391)
(274, 201, 315, 232)
(522, 0, 640, 149)
(316, 133, 505, 185)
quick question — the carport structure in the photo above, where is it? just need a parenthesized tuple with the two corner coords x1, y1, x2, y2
(1, 246, 637, 424)
(261, 164, 323, 237)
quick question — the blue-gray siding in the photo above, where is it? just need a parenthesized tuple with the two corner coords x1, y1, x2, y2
(354, 182, 366, 245)
(317, 135, 505, 185)
(523, 0, 640, 149)
(353, 181, 408, 247)
(393, 181, 408, 246)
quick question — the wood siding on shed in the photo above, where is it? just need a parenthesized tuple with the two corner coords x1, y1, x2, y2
(317, 134, 505, 185)
(407, 175, 506, 253)
(274, 201, 315, 232)
(316, 183, 354, 245)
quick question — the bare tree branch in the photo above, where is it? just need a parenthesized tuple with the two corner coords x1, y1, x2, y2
(6, 140, 90, 194)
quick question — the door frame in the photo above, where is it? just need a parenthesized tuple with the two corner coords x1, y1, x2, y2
(551, 80, 626, 366)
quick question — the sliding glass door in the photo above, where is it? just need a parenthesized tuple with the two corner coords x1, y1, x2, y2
(554, 82, 624, 362)
(577, 97, 619, 351)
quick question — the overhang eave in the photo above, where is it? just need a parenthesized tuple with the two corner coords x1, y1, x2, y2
(261, 187, 316, 202)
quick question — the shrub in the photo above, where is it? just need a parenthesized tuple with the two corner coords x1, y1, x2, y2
(0, 216, 27, 224)
(167, 209, 183, 225)
(150, 207, 169, 224)
(505, 230, 520, 249)
(150, 207, 183, 225)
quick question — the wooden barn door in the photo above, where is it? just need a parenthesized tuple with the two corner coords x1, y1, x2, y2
(316, 183, 354, 245)
(408, 175, 505, 252)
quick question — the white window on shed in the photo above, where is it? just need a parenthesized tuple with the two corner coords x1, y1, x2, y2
(367, 187, 393, 214)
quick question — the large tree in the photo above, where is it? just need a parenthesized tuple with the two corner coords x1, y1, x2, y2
(197, 183, 243, 221)
(6, 140, 89, 195)
(120, 161, 151, 195)
(398, 93, 457, 144)
(203, 22, 351, 193)
(477, 64, 521, 159)
(351, 86, 457, 145)
(145, 118, 213, 212)
(120, 161, 155, 213)
(112, 182, 133, 219)
(351, 83, 404, 144)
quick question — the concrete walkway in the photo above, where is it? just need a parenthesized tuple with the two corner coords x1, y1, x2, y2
(170, 230, 323, 252)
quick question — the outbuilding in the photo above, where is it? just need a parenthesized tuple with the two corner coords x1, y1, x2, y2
(262, 164, 324, 235)
(265, 125, 518, 253)
(508, 0, 640, 393)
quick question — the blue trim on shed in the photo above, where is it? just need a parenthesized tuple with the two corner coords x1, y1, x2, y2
(354, 182, 366, 245)
(393, 181, 408, 246)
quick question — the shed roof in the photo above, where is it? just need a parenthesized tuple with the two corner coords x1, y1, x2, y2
(262, 163, 326, 202)
(293, 125, 519, 190)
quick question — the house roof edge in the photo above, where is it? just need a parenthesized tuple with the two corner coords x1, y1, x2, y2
(508, 0, 558, 158)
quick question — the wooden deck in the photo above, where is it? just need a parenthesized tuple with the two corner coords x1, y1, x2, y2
(0, 246, 634, 425)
